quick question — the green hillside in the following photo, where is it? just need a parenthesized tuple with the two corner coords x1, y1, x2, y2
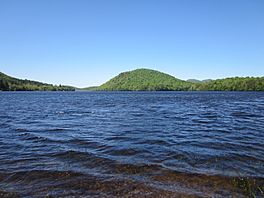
(94, 68, 264, 91)
(0, 72, 75, 91)
(97, 69, 193, 91)
(197, 77, 264, 91)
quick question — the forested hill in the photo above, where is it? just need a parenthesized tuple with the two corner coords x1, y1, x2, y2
(0, 72, 75, 91)
(97, 69, 193, 91)
(94, 68, 264, 91)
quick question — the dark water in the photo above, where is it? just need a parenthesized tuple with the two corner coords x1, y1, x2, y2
(0, 92, 264, 197)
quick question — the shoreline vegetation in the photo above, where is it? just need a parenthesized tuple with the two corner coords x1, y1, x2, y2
(0, 72, 75, 91)
(1, 68, 264, 91)
(83, 68, 264, 91)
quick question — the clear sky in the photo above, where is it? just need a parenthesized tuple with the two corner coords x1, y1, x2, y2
(0, 0, 263, 87)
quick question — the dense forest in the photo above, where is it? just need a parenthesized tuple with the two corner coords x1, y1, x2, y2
(0, 72, 75, 91)
(2, 69, 264, 91)
(194, 77, 264, 91)
(91, 69, 264, 91)
(97, 69, 192, 91)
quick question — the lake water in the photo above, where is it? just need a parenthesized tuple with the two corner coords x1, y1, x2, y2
(0, 92, 264, 197)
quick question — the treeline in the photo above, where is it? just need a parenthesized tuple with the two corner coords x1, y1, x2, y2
(95, 69, 264, 91)
(0, 72, 75, 91)
(194, 77, 264, 91)
(2, 69, 264, 92)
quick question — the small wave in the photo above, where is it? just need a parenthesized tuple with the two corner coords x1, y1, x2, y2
(105, 148, 141, 156)
(0, 123, 10, 129)
(70, 138, 113, 152)
(15, 127, 68, 133)
(52, 150, 113, 169)
(18, 133, 47, 142)
(15, 128, 29, 132)
(139, 139, 171, 147)
(231, 111, 262, 118)
(18, 133, 67, 145)
(104, 135, 129, 141)
(131, 112, 144, 117)
(55, 111, 65, 114)
(191, 118, 211, 124)
(47, 128, 68, 132)
(52, 150, 163, 175)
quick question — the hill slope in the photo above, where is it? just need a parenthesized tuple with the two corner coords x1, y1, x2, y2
(197, 77, 264, 91)
(97, 69, 193, 91)
(0, 72, 75, 91)
(94, 68, 264, 91)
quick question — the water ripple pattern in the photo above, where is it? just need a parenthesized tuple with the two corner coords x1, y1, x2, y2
(0, 91, 264, 197)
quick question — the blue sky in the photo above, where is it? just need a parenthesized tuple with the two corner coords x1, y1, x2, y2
(0, 0, 263, 87)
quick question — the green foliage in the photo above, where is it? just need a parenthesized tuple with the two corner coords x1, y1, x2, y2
(95, 69, 264, 91)
(1, 69, 264, 91)
(0, 72, 75, 91)
(196, 77, 264, 91)
(97, 68, 193, 91)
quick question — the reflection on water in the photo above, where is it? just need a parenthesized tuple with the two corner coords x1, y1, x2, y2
(0, 91, 263, 197)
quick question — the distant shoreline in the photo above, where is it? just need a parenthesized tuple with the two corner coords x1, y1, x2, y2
(1, 68, 264, 91)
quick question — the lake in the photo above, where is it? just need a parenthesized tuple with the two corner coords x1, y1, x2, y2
(0, 92, 263, 197)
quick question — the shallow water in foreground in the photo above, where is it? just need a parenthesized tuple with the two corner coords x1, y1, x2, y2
(0, 91, 264, 197)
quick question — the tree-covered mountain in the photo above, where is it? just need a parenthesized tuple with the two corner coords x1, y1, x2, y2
(0, 72, 75, 91)
(96, 69, 193, 91)
(93, 68, 264, 91)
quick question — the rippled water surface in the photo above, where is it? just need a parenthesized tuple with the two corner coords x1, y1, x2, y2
(0, 91, 264, 197)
